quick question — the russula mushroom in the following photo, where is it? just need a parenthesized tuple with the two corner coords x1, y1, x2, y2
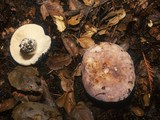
(10, 24, 51, 65)
(81, 42, 135, 102)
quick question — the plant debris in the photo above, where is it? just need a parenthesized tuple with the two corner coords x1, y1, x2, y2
(1, 0, 160, 119)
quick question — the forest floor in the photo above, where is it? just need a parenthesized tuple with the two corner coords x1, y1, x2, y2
(0, 0, 160, 120)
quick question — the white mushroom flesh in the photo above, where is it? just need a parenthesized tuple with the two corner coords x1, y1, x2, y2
(10, 24, 51, 65)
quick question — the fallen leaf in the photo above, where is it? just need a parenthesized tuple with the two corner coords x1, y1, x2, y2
(67, 13, 83, 26)
(72, 63, 82, 78)
(0, 98, 18, 112)
(46, 53, 72, 70)
(8, 66, 42, 93)
(82, 24, 97, 37)
(40, 0, 66, 32)
(54, 15, 66, 32)
(56, 92, 75, 113)
(77, 37, 95, 49)
(12, 102, 62, 120)
(70, 101, 94, 120)
(58, 69, 73, 92)
(40, 4, 49, 20)
(61, 33, 79, 57)
(83, 0, 95, 6)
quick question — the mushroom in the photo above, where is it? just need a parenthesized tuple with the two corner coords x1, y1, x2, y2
(10, 24, 51, 66)
(81, 42, 135, 102)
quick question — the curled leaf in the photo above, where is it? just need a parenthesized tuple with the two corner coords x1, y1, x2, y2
(67, 13, 83, 26)
(46, 53, 72, 70)
(58, 69, 73, 92)
(77, 37, 95, 49)
(70, 101, 94, 120)
(56, 92, 75, 114)
(61, 33, 79, 57)
(12, 102, 62, 120)
(83, 0, 95, 6)
(8, 66, 42, 93)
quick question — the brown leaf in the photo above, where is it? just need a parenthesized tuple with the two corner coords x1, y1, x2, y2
(67, 14, 82, 26)
(56, 92, 75, 113)
(0, 98, 18, 112)
(82, 24, 97, 37)
(40, 0, 66, 32)
(77, 37, 95, 49)
(8, 66, 42, 93)
(69, 0, 83, 10)
(61, 33, 79, 57)
(72, 63, 82, 78)
(58, 69, 73, 92)
(83, 0, 95, 6)
(70, 101, 94, 120)
(40, 4, 49, 20)
(46, 53, 72, 70)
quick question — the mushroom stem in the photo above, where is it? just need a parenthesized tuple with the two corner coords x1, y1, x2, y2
(19, 38, 37, 55)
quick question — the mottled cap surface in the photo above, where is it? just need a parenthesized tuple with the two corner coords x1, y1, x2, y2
(82, 42, 135, 102)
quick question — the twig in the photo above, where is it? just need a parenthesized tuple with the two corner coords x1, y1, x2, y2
(142, 52, 154, 94)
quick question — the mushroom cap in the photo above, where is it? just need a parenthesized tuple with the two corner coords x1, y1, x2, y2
(10, 24, 51, 65)
(81, 42, 135, 102)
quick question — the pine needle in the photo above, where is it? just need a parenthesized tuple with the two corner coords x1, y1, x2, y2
(142, 52, 154, 94)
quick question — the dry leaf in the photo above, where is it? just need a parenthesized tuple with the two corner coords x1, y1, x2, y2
(54, 15, 66, 32)
(40, 0, 66, 32)
(0, 98, 18, 112)
(77, 37, 95, 49)
(107, 9, 126, 27)
(82, 24, 97, 37)
(72, 63, 82, 78)
(61, 33, 79, 57)
(8, 66, 42, 93)
(56, 92, 68, 108)
(46, 53, 72, 70)
(40, 4, 49, 20)
(83, 0, 95, 6)
(56, 92, 75, 113)
(70, 101, 94, 120)
(69, 0, 83, 10)
(67, 13, 82, 26)
(58, 69, 73, 92)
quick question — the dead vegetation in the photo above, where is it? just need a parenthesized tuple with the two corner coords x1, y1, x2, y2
(0, 0, 160, 119)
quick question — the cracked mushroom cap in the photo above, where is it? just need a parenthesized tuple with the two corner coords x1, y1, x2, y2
(10, 24, 51, 66)
(81, 42, 135, 102)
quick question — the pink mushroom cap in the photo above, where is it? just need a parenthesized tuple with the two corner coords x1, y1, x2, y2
(81, 42, 135, 102)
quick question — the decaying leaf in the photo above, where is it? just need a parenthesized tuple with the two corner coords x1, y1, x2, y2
(67, 13, 83, 26)
(72, 63, 82, 78)
(46, 53, 72, 70)
(40, 4, 49, 20)
(98, 8, 126, 34)
(61, 33, 79, 57)
(40, 0, 66, 32)
(69, 0, 83, 10)
(58, 69, 73, 92)
(12, 102, 62, 120)
(54, 15, 66, 32)
(70, 101, 94, 120)
(8, 66, 42, 93)
(0, 98, 18, 112)
(82, 24, 97, 37)
(77, 37, 95, 49)
(83, 0, 95, 6)
(56, 92, 75, 114)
